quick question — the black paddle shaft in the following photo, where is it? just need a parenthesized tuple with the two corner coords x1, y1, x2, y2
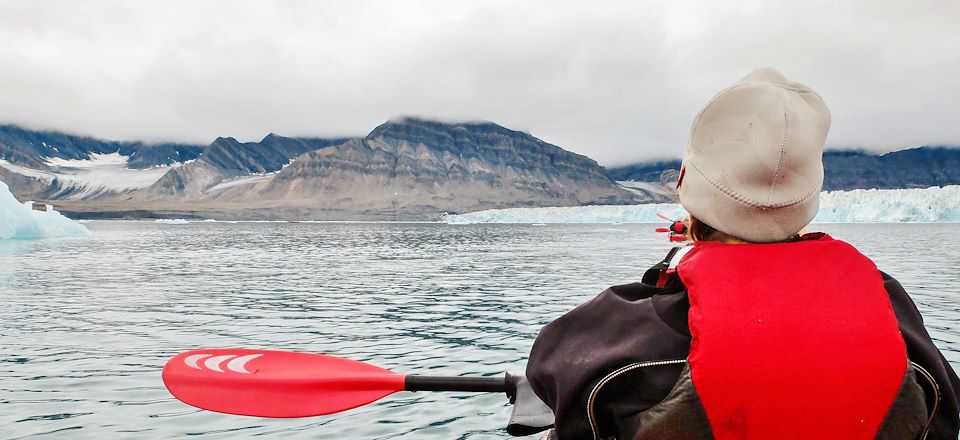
(404, 374, 515, 395)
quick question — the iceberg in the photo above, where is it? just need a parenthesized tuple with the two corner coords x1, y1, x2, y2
(0, 181, 90, 239)
(442, 186, 960, 224)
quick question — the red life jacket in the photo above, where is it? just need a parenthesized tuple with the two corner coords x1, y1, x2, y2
(676, 234, 909, 439)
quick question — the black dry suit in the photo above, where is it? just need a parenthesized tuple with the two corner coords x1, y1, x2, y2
(524, 234, 960, 440)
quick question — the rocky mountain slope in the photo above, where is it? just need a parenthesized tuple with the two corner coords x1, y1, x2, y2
(146, 134, 351, 197)
(253, 118, 640, 216)
(820, 147, 960, 190)
(1, 118, 644, 219)
(608, 159, 683, 183)
(6, 120, 956, 220)
(609, 147, 960, 192)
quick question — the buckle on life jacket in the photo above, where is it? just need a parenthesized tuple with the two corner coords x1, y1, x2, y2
(655, 245, 693, 287)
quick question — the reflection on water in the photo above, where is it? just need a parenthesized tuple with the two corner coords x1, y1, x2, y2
(1, 222, 958, 439)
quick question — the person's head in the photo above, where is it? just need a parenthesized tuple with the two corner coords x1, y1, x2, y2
(677, 68, 831, 243)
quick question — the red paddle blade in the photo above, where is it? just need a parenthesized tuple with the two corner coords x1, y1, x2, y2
(655, 227, 671, 233)
(162, 349, 405, 418)
(656, 212, 673, 222)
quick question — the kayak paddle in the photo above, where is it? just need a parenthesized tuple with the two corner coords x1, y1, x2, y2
(655, 213, 689, 242)
(162, 348, 514, 418)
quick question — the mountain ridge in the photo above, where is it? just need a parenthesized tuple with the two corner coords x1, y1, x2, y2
(5, 119, 956, 220)
(1, 117, 647, 219)
(247, 118, 640, 215)
(145, 134, 352, 197)
(0, 124, 205, 170)
(608, 146, 960, 191)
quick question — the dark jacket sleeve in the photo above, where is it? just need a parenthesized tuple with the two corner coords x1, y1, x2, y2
(525, 281, 691, 439)
(883, 272, 960, 439)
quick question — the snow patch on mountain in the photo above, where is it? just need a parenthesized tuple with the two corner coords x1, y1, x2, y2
(206, 169, 286, 193)
(0, 152, 180, 198)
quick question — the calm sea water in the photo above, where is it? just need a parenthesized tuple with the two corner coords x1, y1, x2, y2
(1, 222, 958, 439)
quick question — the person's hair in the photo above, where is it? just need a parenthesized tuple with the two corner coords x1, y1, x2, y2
(689, 215, 803, 243)
(689, 216, 718, 242)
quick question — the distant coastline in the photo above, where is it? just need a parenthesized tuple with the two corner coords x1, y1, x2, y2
(441, 185, 960, 224)
(2, 121, 958, 221)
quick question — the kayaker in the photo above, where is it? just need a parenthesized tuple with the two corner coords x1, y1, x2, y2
(525, 68, 960, 439)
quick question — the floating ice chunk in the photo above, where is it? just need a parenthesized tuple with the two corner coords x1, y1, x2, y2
(0, 181, 89, 239)
(154, 219, 190, 225)
(442, 186, 960, 224)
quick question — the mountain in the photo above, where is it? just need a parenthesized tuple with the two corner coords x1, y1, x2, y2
(253, 118, 640, 216)
(1, 118, 645, 219)
(0, 124, 204, 169)
(608, 147, 960, 191)
(0, 124, 207, 200)
(147, 134, 351, 197)
(608, 159, 682, 182)
(820, 147, 960, 190)
(6, 120, 956, 220)
(0, 124, 350, 203)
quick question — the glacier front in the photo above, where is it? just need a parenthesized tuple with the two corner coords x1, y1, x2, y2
(442, 203, 688, 224)
(442, 186, 960, 224)
(812, 186, 960, 222)
(0, 181, 90, 239)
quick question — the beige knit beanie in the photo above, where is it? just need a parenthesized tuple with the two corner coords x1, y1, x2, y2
(678, 67, 831, 243)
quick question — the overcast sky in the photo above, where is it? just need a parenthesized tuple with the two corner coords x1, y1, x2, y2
(0, 0, 958, 165)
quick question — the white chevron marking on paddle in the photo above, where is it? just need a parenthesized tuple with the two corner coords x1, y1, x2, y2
(204, 355, 237, 373)
(184, 354, 213, 369)
(225, 354, 262, 374)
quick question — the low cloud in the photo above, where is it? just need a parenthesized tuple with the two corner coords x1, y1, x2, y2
(0, 0, 957, 165)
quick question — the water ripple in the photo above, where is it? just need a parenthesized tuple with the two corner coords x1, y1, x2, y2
(1, 221, 957, 439)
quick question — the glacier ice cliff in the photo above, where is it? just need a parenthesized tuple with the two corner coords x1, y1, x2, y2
(442, 203, 687, 224)
(812, 186, 960, 222)
(154, 219, 190, 225)
(442, 186, 960, 224)
(0, 180, 89, 239)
